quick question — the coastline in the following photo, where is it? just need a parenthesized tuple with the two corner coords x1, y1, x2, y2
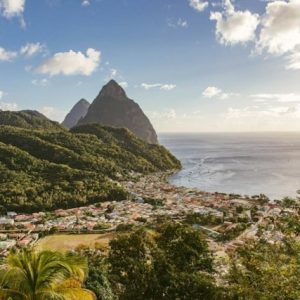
(160, 132, 300, 200)
(0, 170, 297, 258)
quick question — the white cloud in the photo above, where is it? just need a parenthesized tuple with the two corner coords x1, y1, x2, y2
(177, 18, 188, 28)
(210, 0, 259, 45)
(109, 68, 118, 78)
(203, 86, 238, 99)
(257, 0, 300, 56)
(0, 0, 25, 18)
(31, 78, 49, 86)
(141, 83, 161, 90)
(0, 101, 18, 111)
(20, 42, 46, 57)
(148, 108, 177, 120)
(141, 83, 176, 91)
(118, 81, 128, 88)
(168, 18, 188, 28)
(203, 86, 222, 98)
(0, 90, 3, 100)
(189, 0, 208, 12)
(226, 104, 300, 119)
(36, 48, 101, 76)
(0, 47, 17, 61)
(81, 0, 90, 6)
(286, 51, 300, 70)
(105, 68, 127, 83)
(160, 84, 176, 91)
(219, 103, 300, 132)
(251, 93, 300, 103)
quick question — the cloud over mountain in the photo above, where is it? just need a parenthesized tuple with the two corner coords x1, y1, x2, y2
(36, 48, 101, 76)
(141, 83, 176, 91)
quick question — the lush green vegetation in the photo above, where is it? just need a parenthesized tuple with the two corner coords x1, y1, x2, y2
(0, 121, 180, 212)
(185, 212, 223, 226)
(281, 215, 300, 235)
(0, 249, 95, 299)
(79, 221, 222, 300)
(3, 222, 300, 299)
(227, 239, 300, 299)
(79, 222, 300, 300)
(0, 110, 63, 130)
(217, 223, 249, 242)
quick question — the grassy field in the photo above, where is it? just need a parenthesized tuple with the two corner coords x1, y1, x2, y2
(36, 233, 115, 252)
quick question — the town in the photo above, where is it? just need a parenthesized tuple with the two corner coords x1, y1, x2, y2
(0, 173, 298, 257)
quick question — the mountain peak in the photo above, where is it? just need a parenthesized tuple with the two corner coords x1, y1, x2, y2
(77, 80, 158, 144)
(78, 98, 90, 105)
(100, 80, 126, 100)
(62, 99, 90, 129)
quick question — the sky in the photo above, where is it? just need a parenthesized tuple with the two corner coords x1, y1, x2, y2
(1, 0, 300, 132)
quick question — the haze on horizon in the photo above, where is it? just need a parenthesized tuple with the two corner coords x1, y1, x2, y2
(0, 0, 300, 133)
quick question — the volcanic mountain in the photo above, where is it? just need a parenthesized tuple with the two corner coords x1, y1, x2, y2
(62, 98, 90, 129)
(77, 80, 158, 144)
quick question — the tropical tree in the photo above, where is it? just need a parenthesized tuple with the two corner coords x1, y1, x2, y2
(76, 246, 115, 300)
(226, 239, 300, 299)
(0, 249, 95, 300)
(108, 222, 220, 299)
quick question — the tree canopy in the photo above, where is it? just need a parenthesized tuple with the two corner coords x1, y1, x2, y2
(227, 239, 300, 300)
(0, 248, 95, 300)
(0, 123, 180, 212)
(107, 222, 220, 300)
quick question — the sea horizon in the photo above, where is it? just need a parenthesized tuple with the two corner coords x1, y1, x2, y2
(160, 132, 300, 200)
(158, 131, 300, 134)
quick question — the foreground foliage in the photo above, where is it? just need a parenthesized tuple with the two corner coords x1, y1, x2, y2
(3, 223, 300, 299)
(227, 239, 300, 299)
(82, 222, 221, 300)
(82, 222, 300, 300)
(0, 249, 95, 300)
(0, 122, 180, 212)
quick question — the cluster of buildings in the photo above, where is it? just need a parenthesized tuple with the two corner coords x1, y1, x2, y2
(0, 173, 298, 256)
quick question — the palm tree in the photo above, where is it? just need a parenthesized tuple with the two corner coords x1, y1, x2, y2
(0, 248, 95, 300)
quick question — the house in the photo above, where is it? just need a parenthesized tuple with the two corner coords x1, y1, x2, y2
(0, 240, 16, 249)
(7, 212, 17, 218)
(18, 236, 33, 247)
(0, 218, 14, 225)
(0, 233, 7, 240)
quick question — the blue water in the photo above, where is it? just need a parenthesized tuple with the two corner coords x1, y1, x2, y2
(159, 133, 300, 200)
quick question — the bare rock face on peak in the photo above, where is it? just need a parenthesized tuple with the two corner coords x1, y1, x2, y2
(77, 80, 158, 144)
(62, 99, 90, 129)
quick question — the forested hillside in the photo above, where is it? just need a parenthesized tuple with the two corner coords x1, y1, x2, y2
(0, 110, 63, 130)
(0, 122, 180, 212)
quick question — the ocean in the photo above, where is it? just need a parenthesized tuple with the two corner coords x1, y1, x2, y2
(159, 132, 300, 200)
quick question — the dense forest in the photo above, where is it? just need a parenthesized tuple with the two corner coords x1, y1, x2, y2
(76, 220, 300, 300)
(0, 110, 63, 130)
(0, 111, 180, 212)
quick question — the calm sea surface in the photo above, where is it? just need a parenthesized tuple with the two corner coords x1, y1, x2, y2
(159, 133, 300, 200)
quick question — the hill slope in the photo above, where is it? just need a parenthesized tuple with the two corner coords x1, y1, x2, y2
(77, 80, 158, 144)
(0, 110, 63, 130)
(0, 124, 180, 212)
(62, 99, 90, 129)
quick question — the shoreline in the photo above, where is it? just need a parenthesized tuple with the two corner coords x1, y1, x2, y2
(0, 170, 297, 256)
(167, 166, 298, 201)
